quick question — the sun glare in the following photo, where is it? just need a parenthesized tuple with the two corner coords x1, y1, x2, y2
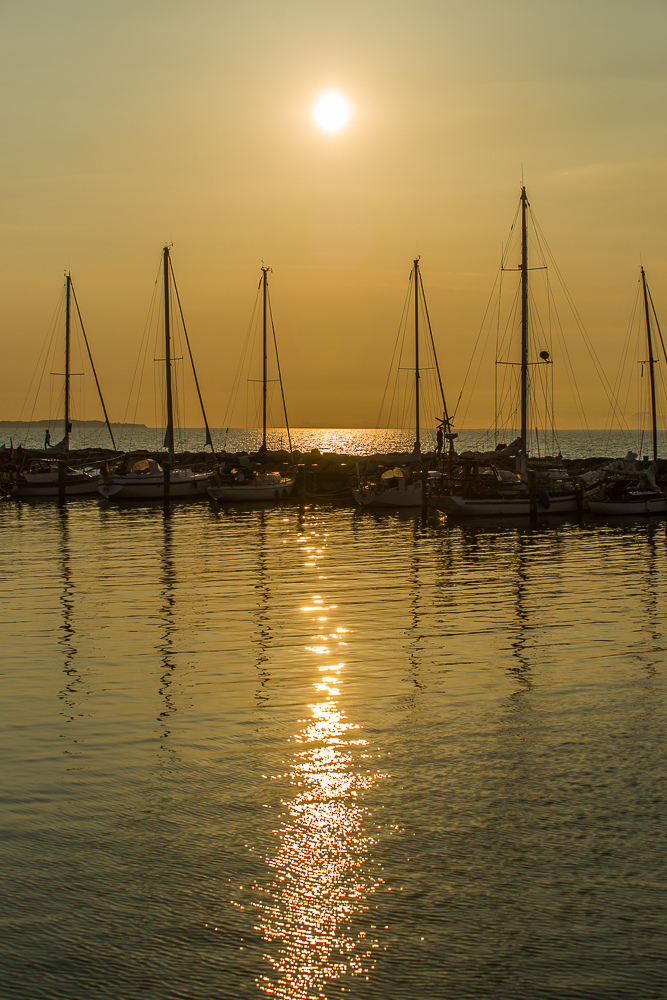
(313, 91, 351, 132)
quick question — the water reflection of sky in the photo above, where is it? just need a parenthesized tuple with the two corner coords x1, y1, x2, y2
(253, 522, 386, 999)
(5, 503, 667, 999)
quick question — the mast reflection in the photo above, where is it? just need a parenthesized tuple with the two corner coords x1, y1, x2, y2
(56, 505, 81, 725)
(636, 521, 663, 675)
(508, 528, 534, 697)
(158, 509, 178, 742)
(402, 515, 427, 709)
(253, 510, 272, 707)
(255, 517, 385, 999)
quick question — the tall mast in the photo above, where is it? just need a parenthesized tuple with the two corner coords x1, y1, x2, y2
(641, 266, 658, 462)
(520, 186, 529, 460)
(65, 272, 71, 452)
(163, 245, 174, 462)
(414, 257, 420, 454)
(261, 265, 269, 452)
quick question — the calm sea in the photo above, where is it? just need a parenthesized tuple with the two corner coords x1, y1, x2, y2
(1, 424, 662, 460)
(1, 480, 667, 997)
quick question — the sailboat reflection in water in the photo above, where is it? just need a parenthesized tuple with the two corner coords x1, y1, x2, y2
(253, 592, 387, 996)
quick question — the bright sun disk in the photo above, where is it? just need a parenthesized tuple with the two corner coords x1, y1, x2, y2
(313, 91, 350, 132)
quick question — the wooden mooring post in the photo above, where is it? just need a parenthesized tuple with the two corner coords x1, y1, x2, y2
(528, 469, 537, 520)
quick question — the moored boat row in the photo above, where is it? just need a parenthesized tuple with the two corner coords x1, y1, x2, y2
(352, 186, 666, 517)
(2, 249, 296, 504)
(2, 188, 665, 511)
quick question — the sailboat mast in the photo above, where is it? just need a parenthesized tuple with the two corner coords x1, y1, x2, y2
(262, 265, 269, 452)
(641, 266, 658, 462)
(520, 187, 529, 459)
(163, 245, 175, 462)
(65, 272, 71, 452)
(414, 258, 420, 453)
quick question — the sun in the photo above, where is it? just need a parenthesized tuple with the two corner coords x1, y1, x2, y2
(313, 91, 351, 133)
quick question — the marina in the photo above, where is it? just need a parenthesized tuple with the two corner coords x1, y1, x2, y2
(2, 429, 665, 514)
(4, 192, 664, 515)
(4, 2, 667, 997)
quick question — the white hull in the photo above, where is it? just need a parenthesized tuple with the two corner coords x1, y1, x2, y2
(208, 476, 296, 502)
(587, 495, 666, 515)
(99, 471, 213, 500)
(353, 483, 423, 508)
(7, 474, 100, 498)
(435, 491, 581, 517)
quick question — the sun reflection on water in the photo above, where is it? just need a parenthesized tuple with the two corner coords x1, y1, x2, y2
(254, 558, 385, 998)
(257, 699, 382, 998)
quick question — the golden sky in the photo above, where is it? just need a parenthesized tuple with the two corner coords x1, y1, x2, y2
(2, 0, 666, 430)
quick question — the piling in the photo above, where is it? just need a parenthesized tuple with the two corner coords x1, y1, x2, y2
(58, 458, 66, 502)
(163, 459, 171, 503)
(528, 469, 537, 519)
(421, 467, 428, 513)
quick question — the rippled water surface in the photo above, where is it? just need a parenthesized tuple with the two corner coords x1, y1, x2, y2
(2, 498, 666, 999)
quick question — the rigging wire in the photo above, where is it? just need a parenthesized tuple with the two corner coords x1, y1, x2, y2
(169, 258, 215, 453)
(417, 268, 450, 424)
(118, 261, 162, 452)
(529, 209, 621, 424)
(267, 287, 294, 457)
(70, 283, 116, 451)
(457, 192, 626, 457)
(374, 271, 413, 431)
(220, 284, 262, 439)
(14, 289, 63, 445)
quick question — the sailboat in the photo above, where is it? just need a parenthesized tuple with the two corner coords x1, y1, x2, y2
(587, 267, 666, 515)
(3, 274, 116, 499)
(352, 257, 454, 508)
(99, 245, 215, 501)
(433, 188, 582, 517)
(208, 266, 296, 503)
